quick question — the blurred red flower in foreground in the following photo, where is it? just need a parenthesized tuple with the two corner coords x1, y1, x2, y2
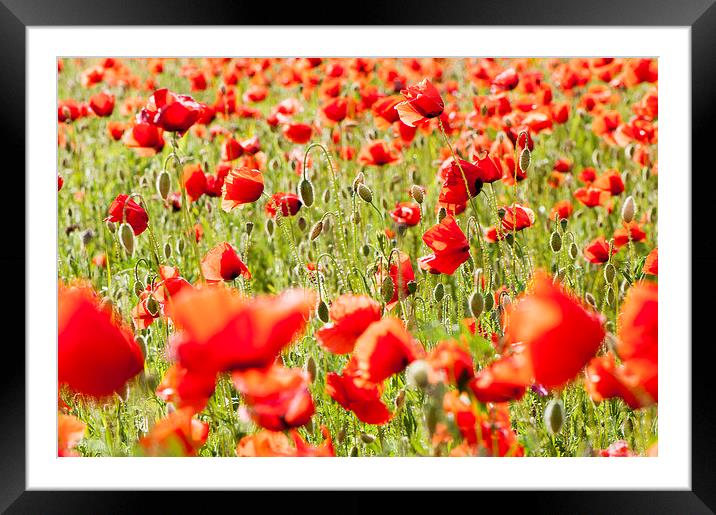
(326, 363, 393, 425)
(316, 294, 382, 354)
(59, 285, 144, 398)
(105, 194, 149, 235)
(201, 242, 251, 283)
(237, 426, 334, 457)
(58, 413, 86, 457)
(643, 247, 658, 275)
(140, 407, 209, 456)
(418, 215, 470, 275)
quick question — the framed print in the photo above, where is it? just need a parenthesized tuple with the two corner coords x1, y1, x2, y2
(2, 0, 714, 512)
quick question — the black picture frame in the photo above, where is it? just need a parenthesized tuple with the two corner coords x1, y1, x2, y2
(1, 1, 712, 512)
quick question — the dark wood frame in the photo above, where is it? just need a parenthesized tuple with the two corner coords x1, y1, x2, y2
(1, 1, 712, 512)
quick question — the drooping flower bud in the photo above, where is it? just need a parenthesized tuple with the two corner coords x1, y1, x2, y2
(245, 221, 254, 235)
(163, 242, 172, 259)
(357, 183, 373, 203)
(410, 184, 424, 204)
(381, 275, 395, 303)
(407, 280, 417, 295)
(621, 195, 636, 223)
(406, 360, 430, 389)
(604, 263, 616, 283)
(468, 290, 484, 318)
(310, 221, 323, 241)
(298, 178, 315, 207)
(437, 206, 447, 223)
(119, 222, 134, 256)
(146, 295, 160, 317)
(360, 432, 376, 444)
(304, 356, 317, 383)
(156, 170, 171, 200)
(568, 243, 578, 260)
(519, 147, 531, 172)
(133, 280, 145, 297)
(317, 300, 329, 323)
(484, 291, 495, 311)
(265, 218, 274, 237)
(544, 398, 565, 435)
(433, 282, 445, 303)
(550, 231, 562, 253)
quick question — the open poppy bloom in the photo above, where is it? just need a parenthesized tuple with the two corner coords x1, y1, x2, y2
(491, 67, 519, 92)
(132, 265, 193, 329)
(390, 202, 421, 226)
(265, 192, 302, 217)
(574, 186, 611, 208)
(613, 221, 647, 248)
(58, 413, 86, 457)
(182, 163, 207, 202)
(232, 364, 315, 431)
(425, 340, 475, 389)
(593, 169, 625, 195)
(221, 137, 243, 161)
(237, 426, 334, 457)
(585, 352, 655, 409)
(643, 247, 658, 275)
(394, 78, 445, 127)
(89, 91, 115, 117)
(503, 272, 605, 389)
(418, 215, 470, 275)
(500, 203, 535, 232)
(351, 317, 424, 383)
(221, 167, 264, 211)
(144, 88, 206, 135)
(123, 120, 165, 155)
(156, 363, 216, 413)
(105, 194, 149, 235)
(357, 140, 401, 166)
(201, 242, 251, 282)
(316, 294, 382, 354)
(59, 285, 144, 398)
(371, 95, 402, 128)
(468, 352, 531, 403)
(549, 200, 574, 221)
(375, 250, 415, 309)
(438, 156, 502, 205)
(322, 97, 351, 123)
(584, 236, 617, 264)
(326, 364, 393, 425)
(282, 122, 313, 144)
(139, 407, 209, 457)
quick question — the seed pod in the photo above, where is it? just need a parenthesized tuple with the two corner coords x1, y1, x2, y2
(176, 237, 185, 255)
(406, 360, 430, 389)
(621, 195, 636, 223)
(360, 432, 376, 444)
(146, 295, 160, 317)
(310, 221, 323, 241)
(585, 292, 597, 309)
(484, 291, 495, 311)
(322, 188, 331, 203)
(604, 263, 616, 283)
(468, 291, 484, 318)
(606, 286, 616, 306)
(357, 183, 373, 203)
(304, 356, 317, 382)
(163, 242, 172, 259)
(105, 220, 116, 233)
(134, 280, 145, 297)
(568, 243, 578, 260)
(317, 300, 330, 323)
(245, 222, 254, 235)
(381, 275, 395, 303)
(297, 216, 307, 232)
(407, 280, 417, 295)
(437, 206, 447, 223)
(549, 231, 562, 253)
(119, 223, 135, 256)
(298, 178, 315, 207)
(519, 147, 531, 172)
(433, 282, 445, 303)
(544, 398, 566, 435)
(410, 184, 424, 204)
(265, 218, 274, 237)
(156, 170, 171, 200)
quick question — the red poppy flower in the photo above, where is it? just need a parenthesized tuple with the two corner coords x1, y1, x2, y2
(491, 67, 519, 92)
(357, 140, 401, 166)
(643, 247, 658, 275)
(58, 99, 86, 122)
(282, 122, 313, 144)
(188, 70, 207, 91)
(139, 408, 209, 457)
(613, 221, 647, 248)
(131, 266, 193, 329)
(265, 192, 302, 217)
(579, 167, 597, 184)
(585, 353, 653, 409)
(240, 135, 261, 155)
(237, 427, 334, 457)
(425, 340, 475, 389)
(326, 367, 393, 425)
(156, 363, 216, 413)
(322, 97, 350, 123)
(243, 84, 268, 103)
(351, 317, 424, 383)
(182, 163, 207, 202)
(123, 121, 165, 154)
(201, 242, 251, 282)
(89, 91, 115, 117)
(221, 137, 243, 161)
(584, 236, 617, 264)
(107, 121, 127, 141)
(315, 294, 382, 354)
(500, 203, 535, 232)
(469, 353, 531, 403)
(593, 169, 625, 195)
(503, 272, 605, 389)
(375, 250, 415, 309)
(418, 215, 470, 275)
(146, 88, 205, 135)
(58, 413, 86, 457)
(574, 186, 611, 208)
(58, 175, 64, 191)
(549, 200, 574, 221)
(104, 194, 149, 235)
(221, 167, 264, 211)
(371, 95, 402, 127)
(232, 364, 314, 431)
(618, 281, 658, 365)
(438, 155, 502, 205)
(59, 286, 144, 398)
(172, 287, 315, 375)
(390, 202, 421, 226)
(395, 78, 445, 127)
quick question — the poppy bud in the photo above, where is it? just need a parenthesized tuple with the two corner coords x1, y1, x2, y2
(310, 221, 323, 241)
(484, 291, 495, 311)
(304, 356, 317, 382)
(433, 283, 445, 303)
(81, 229, 94, 246)
(136, 335, 148, 359)
(352, 172, 365, 191)
(559, 218, 568, 231)
(157, 171, 171, 199)
(468, 290, 484, 318)
(163, 242, 172, 259)
(406, 360, 430, 389)
(544, 398, 565, 435)
(298, 178, 315, 207)
(316, 300, 330, 323)
(604, 263, 616, 283)
(146, 295, 160, 317)
(357, 184, 373, 203)
(605, 286, 615, 306)
(555, 267, 567, 283)
(437, 206, 447, 223)
(134, 280, 145, 297)
(352, 211, 361, 224)
(245, 222, 254, 235)
(568, 243, 578, 260)
(350, 446, 359, 457)
(549, 231, 562, 253)
(407, 280, 417, 295)
(337, 428, 346, 444)
(585, 292, 597, 309)
(621, 196, 636, 223)
(395, 389, 406, 410)
(519, 147, 531, 172)
(119, 222, 134, 256)
(622, 417, 634, 437)
(105, 220, 116, 233)
(265, 218, 274, 237)
(410, 185, 424, 205)
(360, 432, 376, 444)
(297, 216, 307, 232)
(381, 275, 395, 303)
(176, 237, 185, 255)
(497, 207, 506, 219)
(323, 188, 331, 203)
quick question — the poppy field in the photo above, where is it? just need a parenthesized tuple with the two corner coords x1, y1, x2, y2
(57, 57, 658, 458)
